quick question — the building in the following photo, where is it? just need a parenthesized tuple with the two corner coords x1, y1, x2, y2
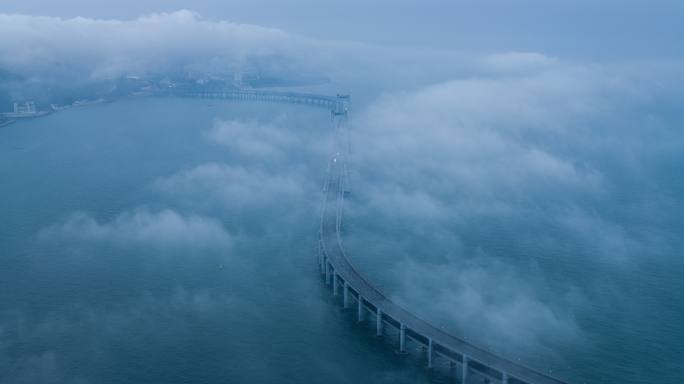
(13, 101, 37, 114)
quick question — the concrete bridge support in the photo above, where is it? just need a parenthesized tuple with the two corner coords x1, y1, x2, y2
(343, 282, 350, 308)
(427, 338, 433, 369)
(333, 272, 339, 296)
(399, 323, 406, 353)
(502, 372, 509, 384)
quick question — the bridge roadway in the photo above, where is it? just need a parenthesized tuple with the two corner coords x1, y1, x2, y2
(163, 87, 344, 111)
(319, 114, 568, 384)
(166, 87, 568, 384)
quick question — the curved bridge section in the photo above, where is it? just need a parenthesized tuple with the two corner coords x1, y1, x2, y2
(319, 108, 569, 384)
(167, 87, 567, 384)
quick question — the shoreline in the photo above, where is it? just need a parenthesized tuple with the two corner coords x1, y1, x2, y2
(0, 98, 108, 123)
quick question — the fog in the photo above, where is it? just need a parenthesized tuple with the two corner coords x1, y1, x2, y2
(1, 3, 683, 384)
(346, 57, 684, 365)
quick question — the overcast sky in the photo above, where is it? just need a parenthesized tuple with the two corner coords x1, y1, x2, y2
(2, 0, 683, 59)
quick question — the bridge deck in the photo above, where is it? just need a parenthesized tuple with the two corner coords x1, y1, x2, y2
(320, 117, 568, 384)
(163, 87, 343, 111)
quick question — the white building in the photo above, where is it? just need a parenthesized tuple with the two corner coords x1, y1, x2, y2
(13, 101, 37, 114)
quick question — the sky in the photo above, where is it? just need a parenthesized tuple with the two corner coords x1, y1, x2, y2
(1, 0, 683, 59)
(1, 2, 684, 383)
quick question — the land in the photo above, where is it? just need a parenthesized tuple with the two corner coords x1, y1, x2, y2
(0, 73, 330, 124)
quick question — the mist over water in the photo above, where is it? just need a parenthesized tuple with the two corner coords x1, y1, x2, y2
(1, 4, 684, 384)
(0, 98, 439, 384)
(344, 75, 684, 382)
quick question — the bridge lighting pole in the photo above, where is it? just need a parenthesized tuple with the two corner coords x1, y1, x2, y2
(376, 309, 383, 336)
(399, 323, 406, 353)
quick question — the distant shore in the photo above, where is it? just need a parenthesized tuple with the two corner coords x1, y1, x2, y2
(0, 98, 107, 124)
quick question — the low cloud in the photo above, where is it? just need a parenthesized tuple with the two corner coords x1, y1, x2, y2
(0, 10, 297, 79)
(2, 9, 683, 383)
(206, 119, 300, 159)
(155, 162, 314, 214)
(342, 54, 684, 368)
(353, 63, 611, 205)
(392, 257, 583, 356)
(41, 209, 233, 252)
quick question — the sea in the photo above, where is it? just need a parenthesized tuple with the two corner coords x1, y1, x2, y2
(0, 97, 682, 384)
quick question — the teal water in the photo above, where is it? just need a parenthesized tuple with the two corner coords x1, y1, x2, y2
(0, 98, 432, 384)
(1, 97, 683, 384)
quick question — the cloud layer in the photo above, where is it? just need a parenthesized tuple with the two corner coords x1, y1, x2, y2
(0, 10, 296, 79)
(1, 8, 683, 384)
(41, 209, 233, 251)
(343, 53, 684, 376)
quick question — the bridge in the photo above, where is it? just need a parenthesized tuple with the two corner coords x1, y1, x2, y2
(162, 86, 348, 114)
(320, 110, 568, 384)
(173, 87, 569, 384)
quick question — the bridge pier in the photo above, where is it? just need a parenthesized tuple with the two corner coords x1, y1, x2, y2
(427, 338, 433, 369)
(357, 295, 364, 322)
(333, 272, 338, 296)
(399, 323, 406, 353)
(376, 309, 383, 336)
(325, 263, 331, 285)
(449, 361, 457, 377)
(462, 354, 469, 384)
(502, 372, 509, 384)
(343, 282, 349, 308)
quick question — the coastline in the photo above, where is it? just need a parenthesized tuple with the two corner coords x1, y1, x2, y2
(0, 98, 109, 124)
